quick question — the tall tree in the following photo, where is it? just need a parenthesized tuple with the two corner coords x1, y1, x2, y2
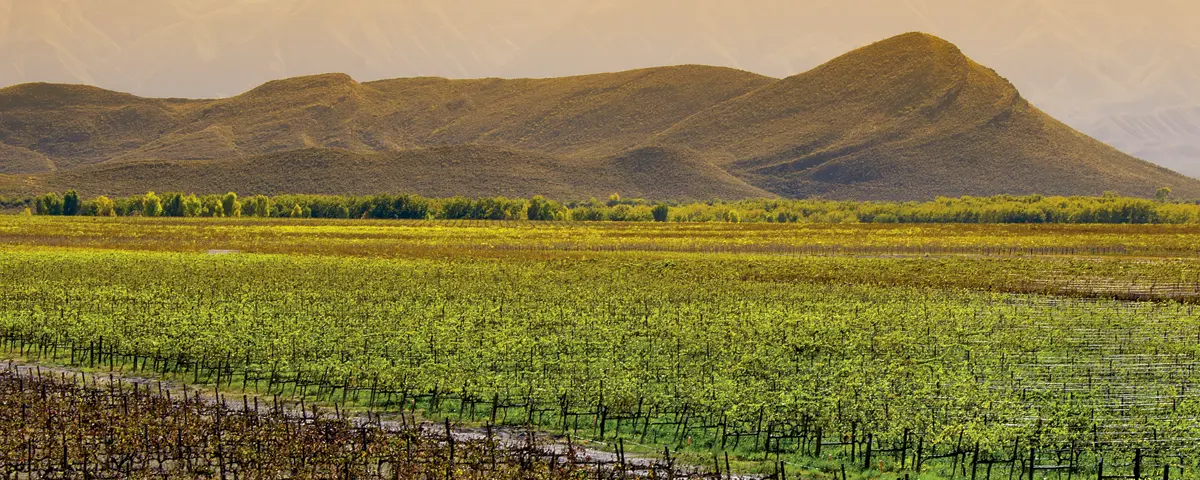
(142, 192, 163, 217)
(252, 195, 272, 217)
(652, 204, 669, 222)
(161, 193, 185, 217)
(1156, 187, 1173, 203)
(221, 192, 240, 217)
(182, 194, 203, 217)
(62, 190, 81, 215)
(92, 195, 116, 216)
(39, 193, 64, 215)
(526, 196, 561, 221)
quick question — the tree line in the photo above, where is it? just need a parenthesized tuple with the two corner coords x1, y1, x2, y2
(12, 188, 1200, 224)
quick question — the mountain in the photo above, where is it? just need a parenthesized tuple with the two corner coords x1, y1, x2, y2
(1, 32, 1197, 201)
(3, 0, 1197, 176)
(0, 65, 769, 167)
(658, 33, 1194, 199)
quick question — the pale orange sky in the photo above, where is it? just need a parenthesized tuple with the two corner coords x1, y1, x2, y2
(2, 0, 1198, 174)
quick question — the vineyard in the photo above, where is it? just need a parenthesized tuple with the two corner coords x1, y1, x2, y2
(3, 217, 1200, 478)
(0, 364, 689, 479)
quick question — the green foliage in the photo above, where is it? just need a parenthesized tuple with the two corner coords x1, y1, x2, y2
(652, 203, 669, 222)
(90, 195, 116, 216)
(364, 194, 429, 219)
(602, 204, 655, 221)
(62, 190, 81, 216)
(438, 196, 524, 220)
(36, 193, 63, 215)
(2, 244, 1198, 471)
(569, 206, 606, 221)
(1157, 187, 1173, 203)
(160, 192, 186, 217)
(181, 194, 203, 217)
(526, 195, 563, 221)
(221, 192, 240, 217)
(200, 195, 223, 217)
(141, 192, 163, 217)
(0, 196, 32, 211)
(249, 195, 272, 218)
(607, 192, 621, 206)
(23, 191, 1200, 225)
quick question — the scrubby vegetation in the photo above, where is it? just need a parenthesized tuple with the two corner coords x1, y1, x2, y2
(14, 189, 1200, 224)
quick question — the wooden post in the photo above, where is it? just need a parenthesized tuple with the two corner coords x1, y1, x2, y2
(815, 428, 823, 457)
(665, 446, 674, 480)
(619, 437, 627, 478)
(445, 418, 455, 480)
(1028, 447, 1036, 480)
(971, 441, 980, 480)
(916, 435, 923, 471)
(863, 433, 873, 472)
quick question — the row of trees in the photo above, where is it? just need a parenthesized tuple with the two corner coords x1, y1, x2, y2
(714, 191, 1197, 224)
(27, 191, 659, 221)
(34, 191, 258, 218)
(21, 189, 1200, 224)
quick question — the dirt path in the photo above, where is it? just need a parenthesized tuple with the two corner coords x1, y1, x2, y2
(4, 359, 762, 479)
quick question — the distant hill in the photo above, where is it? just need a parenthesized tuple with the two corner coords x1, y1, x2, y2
(1, 32, 1197, 201)
(0, 145, 770, 201)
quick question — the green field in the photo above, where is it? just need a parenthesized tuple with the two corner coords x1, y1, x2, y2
(4, 216, 1200, 478)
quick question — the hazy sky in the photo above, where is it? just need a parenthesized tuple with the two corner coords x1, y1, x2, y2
(2, 0, 1198, 174)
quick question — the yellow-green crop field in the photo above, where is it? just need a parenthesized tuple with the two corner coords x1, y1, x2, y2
(4, 216, 1200, 478)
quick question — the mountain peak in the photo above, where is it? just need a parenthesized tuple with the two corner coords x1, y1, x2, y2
(819, 32, 969, 71)
(777, 30, 1021, 118)
(240, 73, 362, 98)
(876, 31, 960, 50)
(801, 31, 972, 82)
(654, 32, 1194, 200)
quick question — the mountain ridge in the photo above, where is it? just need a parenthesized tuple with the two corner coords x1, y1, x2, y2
(5, 0, 1196, 176)
(1, 32, 1197, 201)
